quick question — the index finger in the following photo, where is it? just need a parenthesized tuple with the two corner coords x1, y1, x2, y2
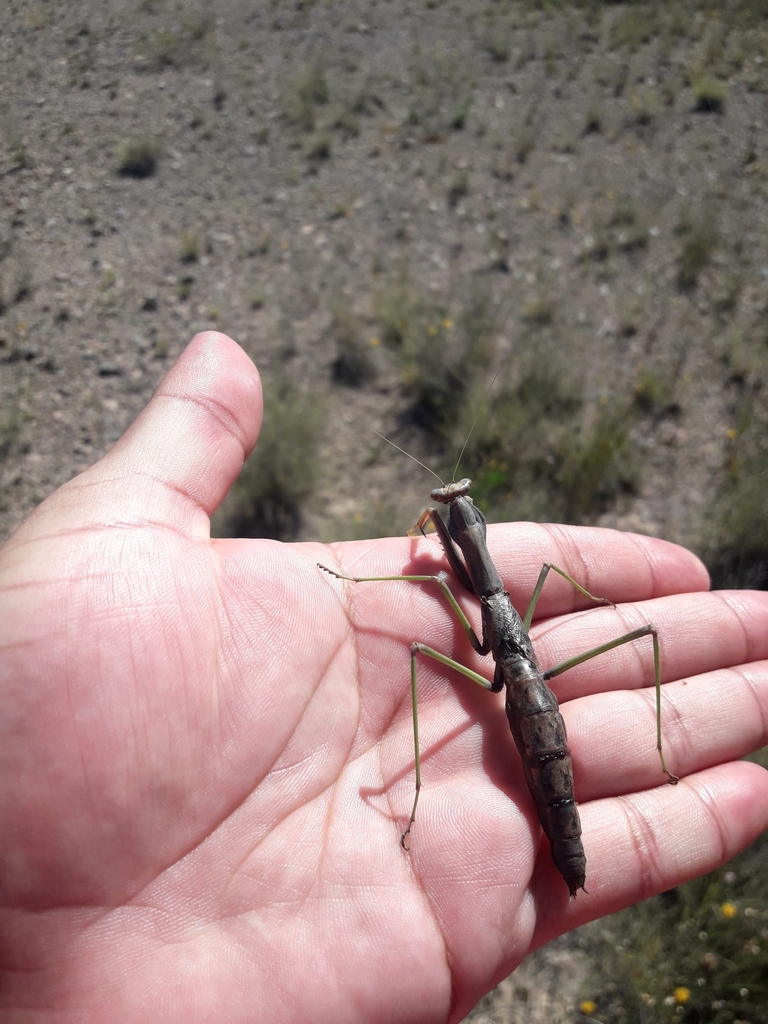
(486, 522, 710, 618)
(328, 524, 708, 614)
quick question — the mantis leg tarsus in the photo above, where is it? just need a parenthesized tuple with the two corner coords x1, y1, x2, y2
(401, 805, 418, 850)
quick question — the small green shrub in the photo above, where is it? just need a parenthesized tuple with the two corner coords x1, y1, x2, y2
(304, 131, 332, 169)
(25, 9, 49, 29)
(557, 403, 636, 521)
(328, 106, 360, 139)
(462, 367, 580, 522)
(332, 337, 376, 387)
(486, 30, 510, 63)
(137, 12, 216, 71)
(712, 275, 742, 316)
(610, 197, 639, 228)
(515, 126, 535, 164)
(211, 378, 325, 541)
(144, 27, 182, 68)
(611, 198, 649, 253)
(12, 144, 29, 168)
(630, 88, 657, 125)
(584, 102, 603, 134)
(450, 95, 472, 130)
(401, 45, 471, 136)
(398, 319, 466, 436)
(0, 253, 32, 312)
(447, 170, 469, 209)
(283, 64, 329, 133)
(487, 227, 511, 271)
(702, 384, 768, 589)
(0, 406, 20, 462)
(374, 277, 492, 443)
(179, 10, 214, 42)
(551, 131, 578, 155)
(522, 293, 555, 327)
(153, 337, 169, 359)
(374, 279, 423, 349)
(116, 137, 164, 178)
(692, 76, 727, 112)
(661, 75, 682, 107)
(179, 232, 200, 264)
(618, 298, 643, 338)
(705, 465, 768, 589)
(461, 365, 637, 526)
(330, 302, 376, 387)
(611, 7, 654, 51)
(676, 207, 718, 291)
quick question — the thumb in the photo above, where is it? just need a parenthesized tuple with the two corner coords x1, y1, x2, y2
(11, 332, 262, 544)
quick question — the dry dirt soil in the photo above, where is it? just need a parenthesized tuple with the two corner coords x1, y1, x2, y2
(2, 0, 768, 1020)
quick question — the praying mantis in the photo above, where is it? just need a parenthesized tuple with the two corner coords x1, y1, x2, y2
(319, 472, 678, 896)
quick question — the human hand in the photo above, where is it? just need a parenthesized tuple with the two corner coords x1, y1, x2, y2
(1, 332, 766, 1024)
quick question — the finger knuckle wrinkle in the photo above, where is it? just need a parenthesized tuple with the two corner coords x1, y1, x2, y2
(619, 797, 666, 900)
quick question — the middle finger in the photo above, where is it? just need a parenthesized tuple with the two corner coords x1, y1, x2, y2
(530, 589, 768, 703)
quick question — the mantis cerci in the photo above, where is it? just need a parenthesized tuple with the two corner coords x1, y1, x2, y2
(319, 456, 678, 897)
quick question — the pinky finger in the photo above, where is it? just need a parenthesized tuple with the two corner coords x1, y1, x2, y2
(536, 760, 768, 942)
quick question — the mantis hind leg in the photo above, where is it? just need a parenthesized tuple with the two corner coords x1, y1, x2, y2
(401, 641, 494, 848)
(543, 625, 679, 785)
(524, 564, 677, 784)
(318, 564, 495, 843)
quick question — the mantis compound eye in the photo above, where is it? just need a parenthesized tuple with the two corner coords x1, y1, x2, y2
(430, 478, 473, 503)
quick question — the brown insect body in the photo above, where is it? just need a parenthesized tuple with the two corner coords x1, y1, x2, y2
(426, 480, 586, 896)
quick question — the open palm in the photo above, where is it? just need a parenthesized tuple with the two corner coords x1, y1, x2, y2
(1, 332, 767, 1024)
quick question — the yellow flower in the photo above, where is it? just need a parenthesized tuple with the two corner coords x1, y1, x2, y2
(726, 428, 737, 439)
(442, 318, 453, 329)
(674, 987, 691, 1004)
(369, 336, 380, 347)
(721, 902, 738, 918)
(427, 325, 437, 335)
(579, 1000, 597, 1014)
